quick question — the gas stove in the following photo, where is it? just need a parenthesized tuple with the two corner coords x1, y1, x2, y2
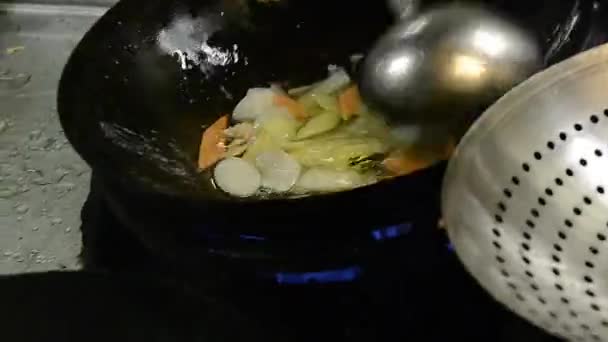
(79, 173, 559, 342)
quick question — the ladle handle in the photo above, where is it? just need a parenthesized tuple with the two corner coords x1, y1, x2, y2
(387, 0, 419, 19)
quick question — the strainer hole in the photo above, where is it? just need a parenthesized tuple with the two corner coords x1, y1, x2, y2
(492, 228, 501, 237)
(523, 163, 531, 172)
(598, 186, 605, 194)
(556, 283, 564, 291)
(554, 244, 563, 252)
(561, 297, 569, 304)
(500, 269, 510, 277)
(584, 275, 594, 283)
(552, 254, 561, 263)
(534, 152, 542, 160)
(504, 189, 513, 198)
(570, 310, 577, 317)
(538, 297, 546, 304)
(582, 324, 590, 331)
(603, 108, 608, 117)
(586, 261, 595, 268)
(525, 270, 534, 278)
(574, 123, 583, 131)
(493, 241, 502, 250)
(558, 231, 567, 240)
(598, 233, 606, 241)
(586, 289, 596, 297)
(539, 197, 547, 206)
(592, 334, 601, 342)
(596, 149, 603, 157)
(573, 207, 582, 216)
(526, 220, 535, 228)
(530, 283, 539, 291)
(600, 320, 608, 327)
(495, 215, 503, 223)
(592, 303, 601, 311)
(523, 256, 531, 264)
(546, 188, 554, 196)
(584, 197, 593, 205)
(555, 178, 564, 186)
(566, 168, 574, 177)
(507, 282, 517, 290)
(590, 246, 599, 255)
(549, 311, 557, 319)
(523, 232, 531, 240)
(496, 256, 505, 263)
(553, 268, 561, 277)
(498, 202, 507, 211)
(522, 242, 530, 251)
(565, 219, 573, 228)
(580, 159, 588, 167)
(516, 293, 525, 301)
(531, 209, 539, 217)
(547, 141, 555, 149)
(511, 176, 520, 185)
(560, 132, 568, 141)
(591, 115, 599, 123)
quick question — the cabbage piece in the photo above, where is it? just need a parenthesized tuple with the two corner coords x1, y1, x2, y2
(285, 136, 388, 171)
(255, 110, 300, 141)
(233, 87, 281, 122)
(296, 111, 341, 140)
(296, 168, 375, 192)
(297, 68, 351, 110)
(242, 130, 280, 163)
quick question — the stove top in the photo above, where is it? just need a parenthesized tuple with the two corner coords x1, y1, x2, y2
(76, 174, 560, 342)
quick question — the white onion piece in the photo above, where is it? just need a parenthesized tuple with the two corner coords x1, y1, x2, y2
(296, 168, 368, 192)
(213, 157, 261, 197)
(255, 150, 302, 193)
(232, 88, 277, 122)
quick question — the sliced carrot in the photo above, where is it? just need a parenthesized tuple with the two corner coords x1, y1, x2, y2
(273, 95, 309, 121)
(198, 115, 229, 170)
(382, 151, 433, 176)
(338, 85, 362, 120)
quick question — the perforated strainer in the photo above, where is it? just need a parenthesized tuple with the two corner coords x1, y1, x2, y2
(442, 42, 608, 341)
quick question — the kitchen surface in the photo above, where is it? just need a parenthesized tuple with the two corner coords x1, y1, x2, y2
(0, 0, 117, 274)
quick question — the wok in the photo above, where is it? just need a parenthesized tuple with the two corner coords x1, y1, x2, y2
(58, 0, 608, 267)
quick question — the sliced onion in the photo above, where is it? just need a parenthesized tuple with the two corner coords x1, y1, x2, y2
(255, 150, 302, 193)
(213, 157, 261, 197)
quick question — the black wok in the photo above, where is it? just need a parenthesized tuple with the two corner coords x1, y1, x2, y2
(58, 0, 608, 269)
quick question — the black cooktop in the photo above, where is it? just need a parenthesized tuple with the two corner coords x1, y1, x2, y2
(64, 174, 559, 342)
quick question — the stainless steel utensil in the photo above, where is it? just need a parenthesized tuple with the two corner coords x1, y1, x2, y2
(360, 1, 542, 124)
(442, 42, 608, 341)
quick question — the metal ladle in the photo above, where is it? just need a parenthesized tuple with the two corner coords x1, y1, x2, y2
(360, 0, 543, 125)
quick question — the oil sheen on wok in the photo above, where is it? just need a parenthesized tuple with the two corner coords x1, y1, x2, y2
(198, 66, 453, 198)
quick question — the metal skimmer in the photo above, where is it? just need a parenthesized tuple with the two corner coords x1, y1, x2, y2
(442, 42, 608, 341)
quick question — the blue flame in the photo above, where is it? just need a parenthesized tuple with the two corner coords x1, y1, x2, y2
(275, 266, 362, 285)
(371, 223, 413, 241)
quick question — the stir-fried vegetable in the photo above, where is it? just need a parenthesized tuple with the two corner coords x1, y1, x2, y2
(197, 65, 453, 198)
(296, 110, 341, 140)
(198, 115, 229, 170)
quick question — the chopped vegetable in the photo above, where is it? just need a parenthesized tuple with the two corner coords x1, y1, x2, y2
(233, 88, 279, 122)
(242, 130, 280, 163)
(198, 115, 229, 170)
(256, 150, 302, 192)
(296, 111, 341, 140)
(296, 168, 373, 192)
(312, 94, 339, 112)
(287, 136, 388, 170)
(338, 85, 362, 120)
(213, 157, 261, 197)
(382, 150, 434, 176)
(255, 110, 300, 141)
(311, 67, 351, 94)
(273, 94, 309, 121)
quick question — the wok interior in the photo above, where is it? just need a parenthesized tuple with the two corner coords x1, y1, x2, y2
(58, 0, 590, 201)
